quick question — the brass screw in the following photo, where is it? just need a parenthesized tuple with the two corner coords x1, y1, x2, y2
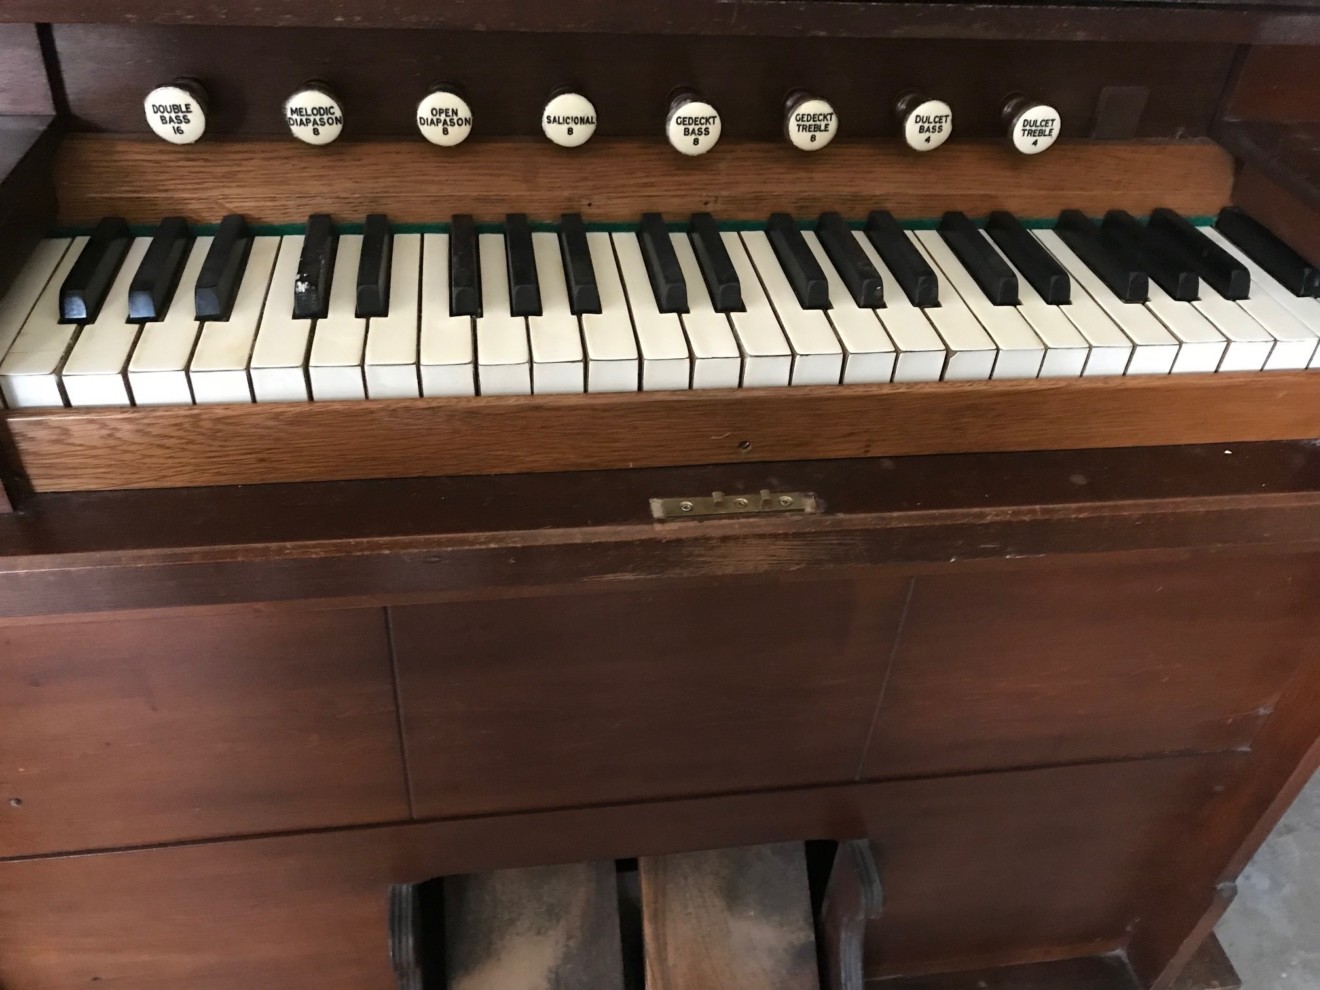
(779, 496, 793, 507)
(734, 497, 749, 508)
(680, 501, 694, 512)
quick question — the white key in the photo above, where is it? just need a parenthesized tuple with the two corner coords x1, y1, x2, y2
(250, 236, 314, 402)
(580, 232, 638, 392)
(721, 232, 792, 387)
(982, 237, 1089, 378)
(740, 230, 842, 386)
(1142, 281, 1226, 374)
(62, 237, 152, 407)
(1202, 228, 1320, 369)
(128, 237, 212, 405)
(671, 234, 740, 389)
(0, 237, 86, 408)
(476, 232, 531, 395)
(1031, 230, 1135, 376)
(1192, 285, 1274, 372)
(189, 237, 280, 403)
(364, 233, 422, 399)
(914, 230, 1043, 380)
(419, 232, 475, 397)
(528, 232, 583, 394)
(1032, 229, 1178, 375)
(0, 239, 72, 402)
(802, 231, 895, 384)
(851, 232, 946, 382)
(907, 234, 997, 381)
(613, 233, 690, 391)
(308, 234, 367, 400)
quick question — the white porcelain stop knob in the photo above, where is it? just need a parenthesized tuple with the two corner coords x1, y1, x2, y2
(666, 91, 722, 156)
(1004, 96, 1061, 155)
(417, 86, 474, 147)
(784, 91, 838, 152)
(144, 81, 207, 145)
(284, 83, 344, 146)
(897, 95, 953, 152)
(542, 91, 597, 148)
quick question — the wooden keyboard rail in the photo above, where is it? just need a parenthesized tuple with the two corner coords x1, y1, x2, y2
(4, 372, 1320, 493)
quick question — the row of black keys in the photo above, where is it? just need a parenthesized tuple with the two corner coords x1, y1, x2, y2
(56, 205, 1320, 327)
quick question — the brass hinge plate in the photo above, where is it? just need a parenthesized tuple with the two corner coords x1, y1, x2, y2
(650, 490, 819, 522)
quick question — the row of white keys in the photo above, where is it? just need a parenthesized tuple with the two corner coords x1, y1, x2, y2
(1142, 279, 1226, 374)
(912, 229, 1044, 380)
(60, 237, 152, 406)
(721, 231, 792, 386)
(0, 239, 74, 408)
(800, 230, 896, 384)
(906, 234, 997, 380)
(980, 237, 1091, 378)
(476, 232, 531, 395)
(851, 232, 947, 382)
(251, 236, 314, 402)
(1202, 228, 1320, 369)
(612, 233, 689, 390)
(528, 231, 584, 394)
(670, 234, 741, 389)
(581, 232, 637, 392)
(189, 236, 280, 403)
(365, 233, 422, 399)
(127, 237, 212, 405)
(419, 233, 475, 396)
(0, 240, 85, 408)
(740, 230, 842, 386)
(307, 234, 367, 400)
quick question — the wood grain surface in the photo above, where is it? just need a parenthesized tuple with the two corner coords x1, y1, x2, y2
(51, 136, 1234, 225)
(443, 862, 623, 990)
(5, 370, 1316, 494)
(640, 843, 818, 990)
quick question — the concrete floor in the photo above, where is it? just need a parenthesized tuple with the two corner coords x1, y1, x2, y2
(1217, 771, 1320, 990)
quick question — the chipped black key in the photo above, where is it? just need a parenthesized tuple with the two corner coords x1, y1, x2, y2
(1056, 210, 1147, 303)
(293, 213, 337, 320)
(449, 214, 481, 317)
(1216, 207, 1318, 298)
(1101, 210, 1198, 301)
(816, 212, 882, 308)
(638, 213, 687, 313)
(864, 210, 938, 307)
(688, 212, 742, 312)
(985, 211, 1070, 305)
(558, 213, 600, 315)
(1149, 208, 1248, 300)
(504, 213, 541, 317)
(60, 216, 131, 323)
(938, 212, 1018, 306)
(195, 214, 253, 322)
(356, 214, 393, 318)
(766, 213, 828, 309)
(127, 216, 191, 322)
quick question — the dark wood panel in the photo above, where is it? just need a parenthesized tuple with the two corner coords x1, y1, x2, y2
(1232, 160, 1320, 268)
(0, 25, 53, 115)
(864, 555, 1320, 777)
(1224, 46, 1320, 123)
(0, 115, 58, 326)
(50, 136, 1233, 226)
(393, 576, 907, 817)
(0, 606, 406, 856)
(52, 26, 1233, 140)
(0, 754, 1246, 989)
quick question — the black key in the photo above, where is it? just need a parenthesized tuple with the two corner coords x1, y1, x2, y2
(985, 211, 1070, 305)
(355, 214, 393, 319)
(60, 216, 131, 323)
(766, 213, 828, 309)
(638, 213, 687, 313)
(1101, 209, 1198, 301)
(504, 213, 541, 318)
(127, 216, 191, 322)
(293, 213, 337, 320)
(1055, 210, 1147, 303)
(195, 214, 253, 322)
(1148, 209, 1249, 300)
(449, 214, 481, 317)
(816, 212, 882, 308)
(938, 212, 1018, 306)
(1217, 206, 1319, 298)
(558, 213, 600, 315)
(863, 210, 938, 307)
(688, 212, 742, 312)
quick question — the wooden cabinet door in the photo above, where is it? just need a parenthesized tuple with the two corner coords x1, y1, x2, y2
(393, 576, 908, 818)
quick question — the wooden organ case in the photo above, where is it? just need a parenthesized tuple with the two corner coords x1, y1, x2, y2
(1, 1, 1320, 988)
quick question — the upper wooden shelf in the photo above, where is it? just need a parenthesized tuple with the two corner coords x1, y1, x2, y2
(6, 0, 1320, 44)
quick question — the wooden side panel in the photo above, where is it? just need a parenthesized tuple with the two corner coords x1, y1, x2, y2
(1232, 162, 1320, 268)
(0, 606, 407, 856)
(1224, 46, 1320, 123)
(393, 576, 909, 818)
(865, 556, 1319, 778)
(0, 755, 1246, 990)
(0, 24, 54, 115)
